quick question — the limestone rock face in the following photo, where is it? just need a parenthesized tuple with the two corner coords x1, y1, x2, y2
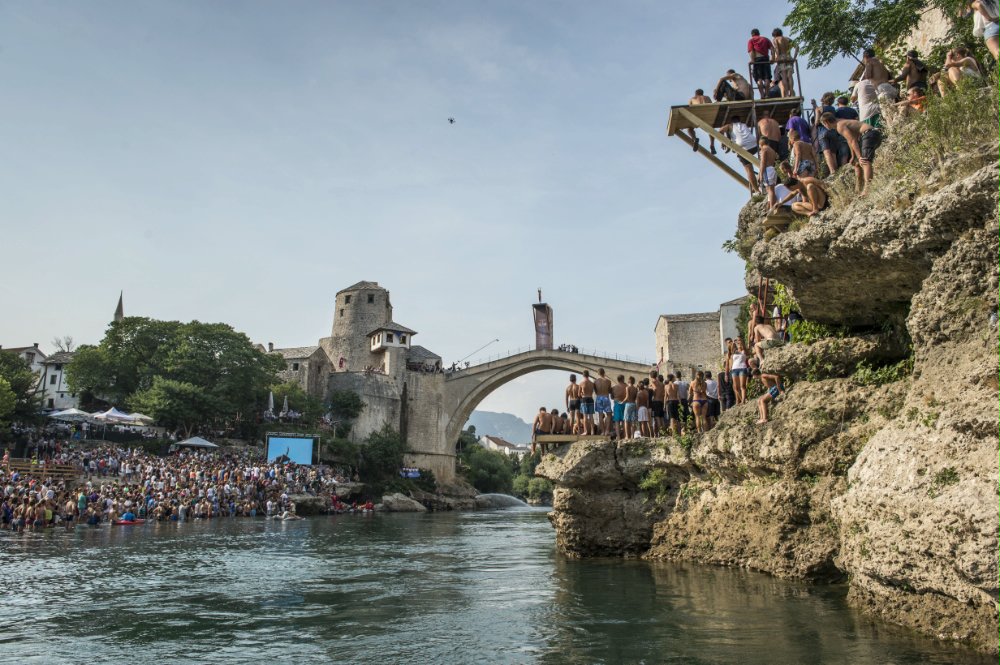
(760, 334, 906, 380)
(379, 492, 428, 512)
(289, 494, 327, 516)
(750, 163, 998, 327)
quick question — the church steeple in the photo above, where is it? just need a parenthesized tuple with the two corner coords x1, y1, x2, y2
(114, 291, 124, 323)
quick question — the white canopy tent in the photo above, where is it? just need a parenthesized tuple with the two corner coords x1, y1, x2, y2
(47, 408, 93, 423)
(128, 412, 155, 424)
(175, 436, 219, 449)
(93, 407, 137, 423)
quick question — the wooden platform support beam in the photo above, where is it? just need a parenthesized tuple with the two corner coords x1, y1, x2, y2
(676, 107, 760, 169)
(673, 132, 749, 189)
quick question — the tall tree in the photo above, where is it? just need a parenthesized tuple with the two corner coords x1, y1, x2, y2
(0, 351, 41, 420)
(786, 0, 974, 68)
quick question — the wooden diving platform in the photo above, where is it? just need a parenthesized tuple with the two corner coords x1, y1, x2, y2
(535, 435, 607, 443)
(666, 97, 804, 188)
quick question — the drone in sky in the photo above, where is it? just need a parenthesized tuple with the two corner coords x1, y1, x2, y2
(448, 117, 455, 124)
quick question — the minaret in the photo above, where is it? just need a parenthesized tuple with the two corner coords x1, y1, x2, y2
(114, 292, 124, 323)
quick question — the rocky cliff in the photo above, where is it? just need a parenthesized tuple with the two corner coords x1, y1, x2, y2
(537, 160, 999, 654)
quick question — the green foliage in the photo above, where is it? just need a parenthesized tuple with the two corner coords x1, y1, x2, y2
(0, 377, 16, 421)
(0, 351, 42, 420)
(526, 477, 553, 503)
(66, 317, 283, 434)
(852, 357, 914, 386)
(788, 320, 847, 345)
(785, 0, 975, 69)
(772, 282, 800, 316)
(736, 294, 756, 344)
(130, 377, 212, 437)
(675, 432, 696, 453)
(360, 425, 409, 485)
(328, 390, 364, 420)
(270, 381, 325, 424)
(459, 444, 514, 494)
(639, 468, 672, 504)
(927, 466, 959, 497)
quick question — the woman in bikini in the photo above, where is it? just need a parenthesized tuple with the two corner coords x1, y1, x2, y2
(731, 340, 750, 405)
(689, 371, 709, 433)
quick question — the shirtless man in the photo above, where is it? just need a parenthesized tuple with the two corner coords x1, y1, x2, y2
(861, 48, 891, 89)
(650, 371, 666, 434)
(820, 112, 882, 197)
(713, 69, 752, 102)
(63, 497, 76, 530)
(687, 89, 717, 154)
(623, 377, 639, 439)
(531, 407, 554, 454)
(636, 379, 651, 437)
(757, 137, 779, 207)
(594, 369, 614, 435)
(663, 374, 680, 435)
(772, 176, 828, 216)
(611, 375, 628, 439)
(751, 314, 782, 362)
(578, 370, 596, 435)
(771, 28, 798, 96)
(757, 110, 787, 167)
(565, 374, 581, 434)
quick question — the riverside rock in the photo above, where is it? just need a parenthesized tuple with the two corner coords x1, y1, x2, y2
(379, 492, 428, 512)
(537, 159, 998, 654)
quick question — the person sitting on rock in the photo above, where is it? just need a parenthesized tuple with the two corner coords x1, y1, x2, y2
(531, 407, 555, 454)
(751, 314, 783, 362)
(771, 176, 828, 217)
(754, 369, 785, 424)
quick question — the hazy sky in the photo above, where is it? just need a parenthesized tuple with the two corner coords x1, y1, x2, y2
(1, 1, 848, 424)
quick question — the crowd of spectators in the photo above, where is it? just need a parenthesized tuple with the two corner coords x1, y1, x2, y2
(1, 442, 366, 533)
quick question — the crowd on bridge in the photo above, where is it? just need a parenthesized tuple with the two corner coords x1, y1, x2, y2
(532, 317, 788, 450)
(0, 442, 372, 534)
(688, 8, 997, 209)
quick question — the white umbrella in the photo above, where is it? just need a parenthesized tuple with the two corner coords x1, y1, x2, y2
(175, 436, 219, 449)
(280, 395, 289, 417)
(48, 408, 92, 422)
(266, 391, 275, 416)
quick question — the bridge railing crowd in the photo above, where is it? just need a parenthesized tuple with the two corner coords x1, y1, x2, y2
(454, 346, 655, 371)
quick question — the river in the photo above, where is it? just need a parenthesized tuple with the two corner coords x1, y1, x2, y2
(0, 509, 990, 664)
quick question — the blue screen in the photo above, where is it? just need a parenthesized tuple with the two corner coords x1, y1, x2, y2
(267, 436, 315, 465)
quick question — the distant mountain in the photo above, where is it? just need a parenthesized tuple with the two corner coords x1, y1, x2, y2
(465, 411, 532, 444)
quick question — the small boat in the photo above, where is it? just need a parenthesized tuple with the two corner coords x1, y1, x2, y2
(111, 519, 146, 526)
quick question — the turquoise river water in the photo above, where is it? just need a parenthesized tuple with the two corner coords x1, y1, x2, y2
(0, 508, 990, 664)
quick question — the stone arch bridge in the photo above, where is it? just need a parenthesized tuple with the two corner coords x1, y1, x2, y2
(403, 349, 653, 482)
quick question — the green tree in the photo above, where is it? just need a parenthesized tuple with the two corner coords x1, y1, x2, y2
(328, 389, 364, 420)
(270, 381, 325, 424)
(130, 377, 213, 437)
(66, 316, 283, 434)
(786, 0, 977, 68)
(459, 445, 514, 494)
(0, 377, 17, 422)
(360, 425, 409, 485)
(0, 351, 41, 420)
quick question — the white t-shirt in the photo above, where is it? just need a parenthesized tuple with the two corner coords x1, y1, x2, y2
(731, 122, 757, 151)
(675, 381, 690, 399)
(853, 80, 880, 122)
(706, 380, 719, 399)
(731, 352, 749, 370)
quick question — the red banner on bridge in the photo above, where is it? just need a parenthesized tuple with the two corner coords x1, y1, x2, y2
(532, 303, 553, 351)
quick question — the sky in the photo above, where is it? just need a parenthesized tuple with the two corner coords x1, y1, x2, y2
(0, 1, 849, 424)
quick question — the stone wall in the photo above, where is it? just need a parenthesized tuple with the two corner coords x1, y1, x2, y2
(655, 316, 721, 377)
(276, 350, 331, 398)
(321, 282, 393, 372)
(327, 372, 402, 444)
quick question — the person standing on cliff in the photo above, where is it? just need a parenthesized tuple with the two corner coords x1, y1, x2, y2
(747, 28, 774, 98)
(820, 112, 882, 197)
(623, 377, 639, 439)
(650, 371, 666, 435)
(771, 28, 798, 96)
(578, 370, 596, 436)
(531, 407, 555, 454)
(611, 376, 628, 439)
(755, 369, 785, 424)
(565, 374, 581, 435)
(674, 373, 691, 431)
(594, 369, 614, 436)
(757, 137, 779, 207)
(636, 379, 651, 437)
(663, 376, 680, 434)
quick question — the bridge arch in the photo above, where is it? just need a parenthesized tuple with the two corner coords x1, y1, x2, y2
(441, 350, 652, 451)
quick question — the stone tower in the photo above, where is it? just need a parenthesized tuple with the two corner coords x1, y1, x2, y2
(320, 281, 393, 371)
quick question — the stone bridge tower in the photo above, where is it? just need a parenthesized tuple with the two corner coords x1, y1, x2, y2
(320, 281, 393, 372)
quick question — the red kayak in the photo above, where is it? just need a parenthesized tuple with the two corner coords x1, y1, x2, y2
(111, 519, 146, 526)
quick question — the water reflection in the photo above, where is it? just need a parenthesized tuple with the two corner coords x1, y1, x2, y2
(0, 511, 990, 665)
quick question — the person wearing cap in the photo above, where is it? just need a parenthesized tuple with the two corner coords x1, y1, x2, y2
(891, 50, 929, 93)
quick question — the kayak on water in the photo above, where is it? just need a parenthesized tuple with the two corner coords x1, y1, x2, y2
(111, 519, 145, 526)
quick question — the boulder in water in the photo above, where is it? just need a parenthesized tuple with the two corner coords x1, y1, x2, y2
(380, 493, 427, 512)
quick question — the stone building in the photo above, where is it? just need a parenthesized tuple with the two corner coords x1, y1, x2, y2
(269, 344, 331, 398)
(319, 281, 396, 373)
(38, 351, 78, 411)
(654, 296, 746, 378)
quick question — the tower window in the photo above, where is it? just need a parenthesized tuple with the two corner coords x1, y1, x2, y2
(386, 333, 394, 343)
(367, 294, 375, 303)
(340, 309, 344, 316)
(400, 335, 407, 344)
(292, 362, 300, 371)
(345, 295, 352, 304)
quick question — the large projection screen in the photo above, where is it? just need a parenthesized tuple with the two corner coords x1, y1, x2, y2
(266, 434, 317, 465)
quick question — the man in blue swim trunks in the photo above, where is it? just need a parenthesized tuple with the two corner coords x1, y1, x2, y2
(754, 369, 785, 424)
(611, 375, 627, 439)
(578, 370, 596, 435)
(594, 369, 614, 436)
